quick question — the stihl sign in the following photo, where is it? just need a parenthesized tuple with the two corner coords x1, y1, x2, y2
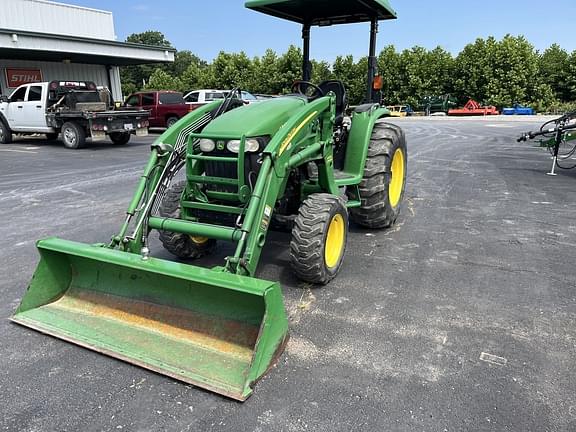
(5, 68, 43, 88)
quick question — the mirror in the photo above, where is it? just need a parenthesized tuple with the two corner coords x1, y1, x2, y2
(0, 95, 8, 103)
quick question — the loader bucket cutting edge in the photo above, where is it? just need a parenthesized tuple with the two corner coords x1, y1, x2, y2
(12, 238, 289, 401)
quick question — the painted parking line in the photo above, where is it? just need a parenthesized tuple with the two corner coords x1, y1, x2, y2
(0, 149, 38, 154)
(480, 352, 508, 366)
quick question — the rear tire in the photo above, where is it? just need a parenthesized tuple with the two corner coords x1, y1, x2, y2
(0, 119, 12, 144)
(350, 120, 407, 229)
(61, 122, 86, 149)
(110, 132, 131, 145)
(290, 193, 348, 285)
(158, 181, 215, 259)
(46, 133, 58, 141)
(166, 116, 179, 129)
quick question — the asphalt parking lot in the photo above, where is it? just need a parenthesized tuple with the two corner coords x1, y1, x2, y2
(1, 118, 575, 432)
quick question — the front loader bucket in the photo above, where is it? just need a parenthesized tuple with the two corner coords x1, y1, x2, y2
(12, 238, 289, 401)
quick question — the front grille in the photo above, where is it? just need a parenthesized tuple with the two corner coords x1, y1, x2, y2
(204, 160, 238, 193)
(203, 153, 262, 194)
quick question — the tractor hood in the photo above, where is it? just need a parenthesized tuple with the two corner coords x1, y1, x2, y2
(203, 96, 307, 138)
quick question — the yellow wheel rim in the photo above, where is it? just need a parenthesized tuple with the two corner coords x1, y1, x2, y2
(190, 236, 209, 245)
(325, 214, 345, 268)
(389, 148, 405, 208)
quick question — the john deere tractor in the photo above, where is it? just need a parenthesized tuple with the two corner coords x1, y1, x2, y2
(13, 0, 407, 401)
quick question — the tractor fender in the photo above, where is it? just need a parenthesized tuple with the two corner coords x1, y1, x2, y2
(343, 106, 391, 182)
(354, 103, 379, 113)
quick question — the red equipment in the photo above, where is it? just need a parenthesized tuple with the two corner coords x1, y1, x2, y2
(448, 99, 499, 116)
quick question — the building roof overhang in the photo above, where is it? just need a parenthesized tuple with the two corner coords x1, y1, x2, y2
(0, 29, 175, 66)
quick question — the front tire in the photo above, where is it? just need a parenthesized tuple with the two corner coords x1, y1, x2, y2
(61, 122, 86, 149)
(166, 116, 179, 129)
(350, 120, 407, 229)
(110, 132, 131, 145)
(290, 193, 348, 285)
(158, 181, 215, 259)
(0, 119, 13, 144)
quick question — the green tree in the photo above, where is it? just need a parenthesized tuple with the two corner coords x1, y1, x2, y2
(530, 82, 556, 113)
(539, 44, 570, 101)
(121, 31, 174, 91)
(205, 51, 254, 90)
(454, 35, 542, 107)
(568, 51, 576, 101)
(453, 37, 497, 103)
(277, 45, 303, 93)
(172, 50, 206, 80)
(394, 46, 454, 106)
(126, 31, 172, 47)
(427, 47, 455, 96)
(332, 55, 367, 104)
(145, 68, 183, 91)
(311, 60, 332, 84)
(485, 35, 539, 106)
(250, 49, 282, 94)
(378, 45, 401, 104)
(181, 61, 211, 92)
(116, 29, 576, 112)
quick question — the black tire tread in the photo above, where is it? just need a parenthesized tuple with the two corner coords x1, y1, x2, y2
(290, 193, 348, 285)
(158, 181, 215, 259)
(62, 121, 86, 149)
(0, 118, 13, 144)
(110, 132, 131, 145)
(166, 116, 179, 129)
(350, 120, 407, 229)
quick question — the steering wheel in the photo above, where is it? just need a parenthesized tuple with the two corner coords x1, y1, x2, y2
(291, 81, 325, 98)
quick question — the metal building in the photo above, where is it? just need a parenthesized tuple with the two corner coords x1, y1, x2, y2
(0, 0, 175, 102)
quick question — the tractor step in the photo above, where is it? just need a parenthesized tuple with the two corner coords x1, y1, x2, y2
(333, 170, 359, 186)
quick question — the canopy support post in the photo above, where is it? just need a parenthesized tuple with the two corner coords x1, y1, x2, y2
(302, 22, 312, 82)
(365, 16, 380, 104)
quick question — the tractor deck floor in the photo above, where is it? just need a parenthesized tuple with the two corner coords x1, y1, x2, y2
(1, 118, 575, 431)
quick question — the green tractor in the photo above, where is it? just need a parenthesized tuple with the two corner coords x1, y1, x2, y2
(13, 0, 407, 401)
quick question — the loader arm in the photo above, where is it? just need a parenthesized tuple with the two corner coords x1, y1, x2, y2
(111, 100, 225, 254)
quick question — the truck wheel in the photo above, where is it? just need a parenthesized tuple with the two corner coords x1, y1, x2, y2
(46, 133, 59, 141)
(0, 119, 12, 144)
(166, 116, 179, 129)
(290, 193, 348, 285)
(61, 122, 86, 149)
(110, 132, 131, 145)
(158, 180, 215, 259)
(350, 120, 407, 229)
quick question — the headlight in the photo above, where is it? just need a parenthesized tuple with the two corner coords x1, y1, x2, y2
(227, 138, 260, 153)
(199, 139, 215, 152)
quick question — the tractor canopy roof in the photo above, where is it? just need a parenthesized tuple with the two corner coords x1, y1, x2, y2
(245, 0, 397, 26)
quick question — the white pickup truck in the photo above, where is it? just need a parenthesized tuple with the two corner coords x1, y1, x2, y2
(0, 81, 149, 149)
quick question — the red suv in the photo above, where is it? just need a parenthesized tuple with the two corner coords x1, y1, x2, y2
(124, 91, 191, 128)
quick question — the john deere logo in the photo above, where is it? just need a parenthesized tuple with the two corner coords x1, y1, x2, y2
(217, 141, 225, 150)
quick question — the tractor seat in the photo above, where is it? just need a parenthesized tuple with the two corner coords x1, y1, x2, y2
(318, 80, 347, 126)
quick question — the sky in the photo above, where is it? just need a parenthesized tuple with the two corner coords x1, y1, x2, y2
(60, 0, 576, 62)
